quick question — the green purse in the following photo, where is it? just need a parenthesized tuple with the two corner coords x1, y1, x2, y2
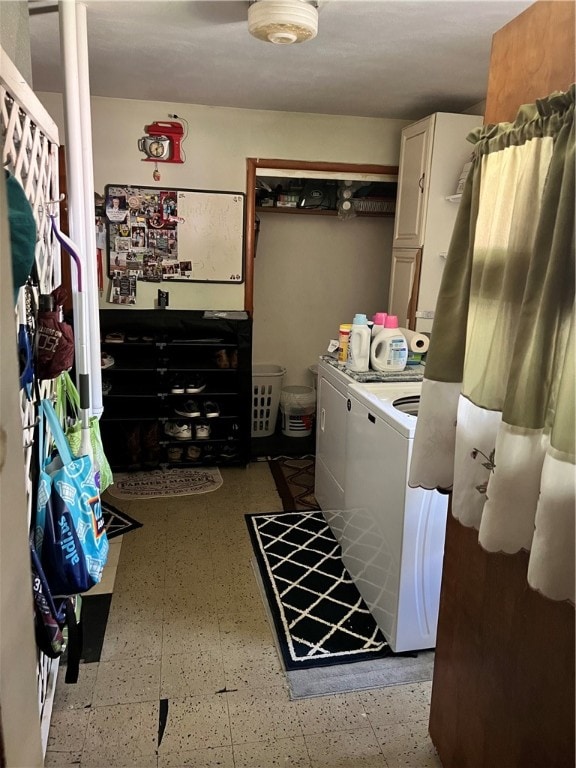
(56, 371, 114, 492)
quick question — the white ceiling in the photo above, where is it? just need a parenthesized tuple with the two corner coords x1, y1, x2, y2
(28, 0, 534, 121)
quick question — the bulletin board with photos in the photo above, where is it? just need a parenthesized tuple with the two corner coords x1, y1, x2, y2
(104, 185, 246, 290)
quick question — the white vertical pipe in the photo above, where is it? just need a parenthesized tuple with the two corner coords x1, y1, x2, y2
(59, 0, 90, 447)
(76, 2, 102, 417)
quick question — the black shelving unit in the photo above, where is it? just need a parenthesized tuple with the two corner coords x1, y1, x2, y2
(99, 309, 252, 471)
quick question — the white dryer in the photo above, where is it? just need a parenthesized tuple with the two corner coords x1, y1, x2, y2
(342, 381, 448, 652)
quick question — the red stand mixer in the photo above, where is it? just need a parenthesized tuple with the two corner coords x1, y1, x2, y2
(139, 120, 184, 163)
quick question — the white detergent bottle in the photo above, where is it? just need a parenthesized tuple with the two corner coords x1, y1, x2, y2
(346, 313, 371, 372)
(370, 314, 408, 372)
(371, 312, 388, 338)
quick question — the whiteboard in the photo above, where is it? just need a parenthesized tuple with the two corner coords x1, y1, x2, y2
(104, 185, 245, 284)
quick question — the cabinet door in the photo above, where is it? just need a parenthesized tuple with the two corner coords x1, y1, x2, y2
(388, 248, 422, 329)
(393, 116, 434, 248)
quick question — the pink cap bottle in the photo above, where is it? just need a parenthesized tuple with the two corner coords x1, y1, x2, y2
(384, 314, 399, 328)
(372, 312, 388, 326)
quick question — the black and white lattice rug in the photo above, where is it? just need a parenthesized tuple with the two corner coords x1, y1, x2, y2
(102, 500, 143, 540)
(246, 509, 392, 670)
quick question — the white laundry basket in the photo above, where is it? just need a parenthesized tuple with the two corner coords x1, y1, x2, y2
(252, 364, 286, 437)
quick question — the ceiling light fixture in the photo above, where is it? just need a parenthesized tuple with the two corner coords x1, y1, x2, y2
(248, 0, 318, 45)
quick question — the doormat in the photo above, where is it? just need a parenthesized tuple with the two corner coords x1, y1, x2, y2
(245, 509, 391, 671)
(106, 467, 223, 500)
(268, 457, 320, 512)
(102, 500, 143, 540)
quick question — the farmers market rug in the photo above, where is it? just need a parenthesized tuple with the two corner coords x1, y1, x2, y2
(107, 467, 223, 500)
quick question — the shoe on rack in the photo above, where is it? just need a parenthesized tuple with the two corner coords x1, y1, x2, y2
(185, 445, 202, 461)
(126, 333, 140, 342)
(214, 349, 230, 369)
(125, 424, 141, 471)
(105, 331, 125, 343)
(195, 421, 211, 440)
(101, 352, 115, 369)
(102, 378, 112, 396)
(167, 445, 183, 462)
(228, 349, 238, 369)
(142, 422, 161, 469)
(164, 420, 192, 440)
(185, 375, 206, 394)
(227, 422, 240, 440)
(203, 401, 220, 418)
(170, 379, 185, 394)
(220, 444, 238, 461)
(174, 399, 201, 418)
(142, 334, 155, 343)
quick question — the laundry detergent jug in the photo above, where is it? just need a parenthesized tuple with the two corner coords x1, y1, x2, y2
(370, 315, 408, 372)
(346, 314, 371, 372)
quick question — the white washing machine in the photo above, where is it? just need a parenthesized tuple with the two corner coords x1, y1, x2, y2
(342, 381, 448, 652)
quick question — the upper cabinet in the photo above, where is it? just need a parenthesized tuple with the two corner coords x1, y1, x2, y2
(393, 117, 434, 247)
(391, 112, 482, 331)
(393, 112, 481, 249)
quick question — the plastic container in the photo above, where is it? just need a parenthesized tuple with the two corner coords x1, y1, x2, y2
(280, 385, 316, 437)
(370, 315, 408, 372)
(252, 364, 286, 437)
(346, 314, 371, 372)
(338, 324, 352, 363)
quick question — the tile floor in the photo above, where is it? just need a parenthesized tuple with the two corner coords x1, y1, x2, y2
(46, 462, 442, 767)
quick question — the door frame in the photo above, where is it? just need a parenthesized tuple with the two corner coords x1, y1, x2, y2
(244, 158, 398, 315)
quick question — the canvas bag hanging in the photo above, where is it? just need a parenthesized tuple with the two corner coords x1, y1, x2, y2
(35, 399, 109, 596)
(56, 371, 114, 492)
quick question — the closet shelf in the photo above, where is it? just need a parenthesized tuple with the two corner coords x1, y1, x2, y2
(256, 206, 394, 218)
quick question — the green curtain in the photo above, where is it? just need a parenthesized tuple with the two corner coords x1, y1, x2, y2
(410, 86, 575, 603)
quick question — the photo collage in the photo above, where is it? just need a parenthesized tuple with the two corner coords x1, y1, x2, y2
(105, 185, 193, 292)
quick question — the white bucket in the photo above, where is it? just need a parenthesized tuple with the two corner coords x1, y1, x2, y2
(280, 385, 316, 437)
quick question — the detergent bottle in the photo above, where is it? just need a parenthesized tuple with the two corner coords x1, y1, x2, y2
(371, 312, 388, 338)
(370, 315, 408, 372)
(346, 313, 371, 372)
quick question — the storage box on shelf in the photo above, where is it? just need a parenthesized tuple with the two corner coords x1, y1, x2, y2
(99, 309, 252, 470)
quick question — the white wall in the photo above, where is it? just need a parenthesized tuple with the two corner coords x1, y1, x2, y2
(38, 92, 407, 384)
(0, 2, 33, 86)
(254, 213, 393, 385)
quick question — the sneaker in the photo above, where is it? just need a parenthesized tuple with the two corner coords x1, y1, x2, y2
(101, 352, 115, 369)
(203, 401, 220, 418)
(105, 331, 124, 343)
(174, 399, 201, 418)
(228, 349, 238, 369)
(126, 334, 140, 342)
(102, 378, 112, 396)
(195, 421, 211, 440)
(214, 349, 230, 369)
(142, 334, 155, 343)
(227, 421, 240, 440)
(220, 444, 238, 460)
(164, 421, 192, 440)
(185, 445, 202, 461)
(170, 379, 185, 394)
(167, 445, 183, 462)
(185, 376, 206, 394)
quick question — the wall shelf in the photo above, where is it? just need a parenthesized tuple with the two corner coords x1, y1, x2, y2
(256, 206, 394, 218)
(445, 194, 463, 203)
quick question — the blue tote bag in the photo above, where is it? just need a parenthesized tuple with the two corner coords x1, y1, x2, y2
(35, 399, 109, 596)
